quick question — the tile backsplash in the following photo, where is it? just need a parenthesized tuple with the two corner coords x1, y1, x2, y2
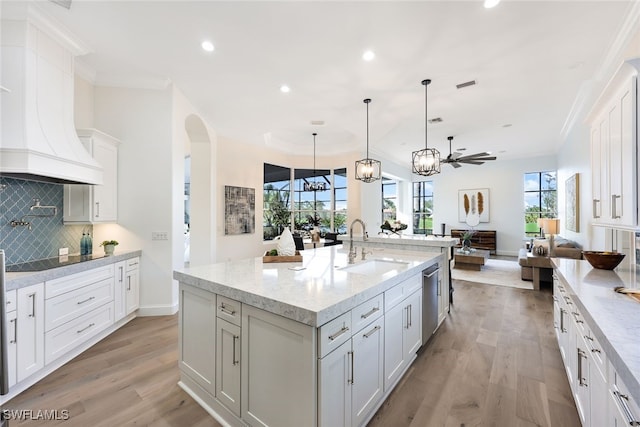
(0, 177, 92, 265)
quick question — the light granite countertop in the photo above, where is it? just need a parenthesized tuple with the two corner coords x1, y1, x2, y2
(552, 257, 640, 403)
(5, 250, 142, 291)
(174, 246, 443, 327)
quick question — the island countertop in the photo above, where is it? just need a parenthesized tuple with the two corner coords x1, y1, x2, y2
(174, 246, 442, 327)
(552, 257, 640, 404)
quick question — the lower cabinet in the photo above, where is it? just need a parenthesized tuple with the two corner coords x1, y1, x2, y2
(16, 283, 44, 382)
(241, 304, 315, 427)
(554, 271, 637, 427)
(178, 284, 216, 396)
(215, 295, 242, 417)
(318, 315, 385, 427)
(124, 257, 140, 315)
(384, 288, 422, 390)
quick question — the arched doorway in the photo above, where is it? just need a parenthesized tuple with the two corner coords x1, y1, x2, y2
(185, 114, 214, 266)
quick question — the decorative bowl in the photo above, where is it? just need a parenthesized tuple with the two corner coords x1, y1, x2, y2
(582, 251, 626, 270)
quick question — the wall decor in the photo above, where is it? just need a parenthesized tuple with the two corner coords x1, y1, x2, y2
(458, 188, 490, 225)
(565, 173, 579, 232)
(224, 185, 255, 235)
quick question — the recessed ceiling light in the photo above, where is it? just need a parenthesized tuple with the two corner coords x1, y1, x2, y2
(484, 0, 500, 8)
(280, 85, 291, 93)
(499, 150, 507, 153)
(201, 41, 215, 52)
(362, 50, 375, 61)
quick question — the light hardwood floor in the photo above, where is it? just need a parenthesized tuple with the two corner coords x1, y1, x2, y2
(7, 278, 579, 427)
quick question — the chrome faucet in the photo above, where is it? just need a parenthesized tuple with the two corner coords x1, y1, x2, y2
(349, 219, 368, 264)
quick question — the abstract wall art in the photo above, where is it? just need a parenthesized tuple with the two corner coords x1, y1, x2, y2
(458, 188, 490, 226)
(224, 185, 255, 235)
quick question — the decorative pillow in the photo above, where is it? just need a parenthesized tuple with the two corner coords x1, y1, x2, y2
(554, 237, 578, 248)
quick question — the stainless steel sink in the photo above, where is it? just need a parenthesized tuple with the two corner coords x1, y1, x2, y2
(338, 259, 409, 276)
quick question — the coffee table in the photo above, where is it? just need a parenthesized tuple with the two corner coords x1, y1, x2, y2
(454, 249, 490, 271)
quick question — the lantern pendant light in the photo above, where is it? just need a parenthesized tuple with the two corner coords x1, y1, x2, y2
(304, 132, 328, 191)
(355, 98, 381, 183)
(412, 79, 441, 176)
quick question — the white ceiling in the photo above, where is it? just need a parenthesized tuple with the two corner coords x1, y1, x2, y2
(31, 0, 635, 167)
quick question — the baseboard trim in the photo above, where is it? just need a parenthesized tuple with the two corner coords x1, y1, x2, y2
(137, 302, 179, 316)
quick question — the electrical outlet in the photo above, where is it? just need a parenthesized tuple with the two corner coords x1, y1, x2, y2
(152, 231, 169, 241)
(59, 247, 69, 256)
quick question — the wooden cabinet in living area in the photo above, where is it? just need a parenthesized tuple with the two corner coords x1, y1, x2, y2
(63, 128, 120, 224)
(588, 59, 639, 229)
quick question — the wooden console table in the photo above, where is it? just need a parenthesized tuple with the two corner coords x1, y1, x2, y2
(451, 229, 497, 254)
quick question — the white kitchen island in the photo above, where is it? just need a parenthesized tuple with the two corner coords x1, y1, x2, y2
(173, 246, 444, 427)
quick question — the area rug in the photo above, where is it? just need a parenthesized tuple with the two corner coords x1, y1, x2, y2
(451, 258, 534, 290)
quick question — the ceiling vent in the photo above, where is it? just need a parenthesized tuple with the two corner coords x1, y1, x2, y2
(456, 80, 477, 89)
(428, 117, 443, 124)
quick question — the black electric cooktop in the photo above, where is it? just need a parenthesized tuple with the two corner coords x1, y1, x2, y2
(6, 254, 108, 272)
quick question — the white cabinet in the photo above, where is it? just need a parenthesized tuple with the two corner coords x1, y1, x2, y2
(215, 295, 242, 417)
(437, 261, 447, 326)
(241, 303, 315, 427)
(5, 290, 17, 388)
(178, 284, 216, 396)
(609, 362, 640, 427)
(318, 313, 385, 427)
(63, 129, 120, 224)
(588, 59, 639, 228)
(124, 257, 139, 315)
(16, 283, 44, 382)
(384, 288, 421, 391)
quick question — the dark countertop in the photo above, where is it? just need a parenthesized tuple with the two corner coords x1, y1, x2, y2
(5, 250, 142, 291)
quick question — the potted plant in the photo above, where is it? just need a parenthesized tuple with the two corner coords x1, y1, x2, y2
(100, 240, 119, 255)
(461, 230, 475, 251)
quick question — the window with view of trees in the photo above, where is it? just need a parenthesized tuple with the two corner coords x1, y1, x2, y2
(524, 171, 557, 237)
(263, 164, 347, 240)
(413, 181, 433, 234)
(263, 163, 291, 241)
(382, 177, 397, 223)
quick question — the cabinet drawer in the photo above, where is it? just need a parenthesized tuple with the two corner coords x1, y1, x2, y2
(46, 265, 114, 299)
(5, 290, 16, 313)
(216, 295, 241, 326)
(385, 273, 421, 311)
(351, 294, 383, 334)
(586, 330, 607, 380)
(318, 312, 351, 358)
(126, 257, 140, 271)
(610, 362, 640, 426)
(45, 277, 114, 332)
(44, 302, 114, 365)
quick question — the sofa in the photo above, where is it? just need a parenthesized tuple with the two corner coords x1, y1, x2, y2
(518, 237, 582, 290)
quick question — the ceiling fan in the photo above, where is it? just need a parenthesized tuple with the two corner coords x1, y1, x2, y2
(441, 136, 497, 168)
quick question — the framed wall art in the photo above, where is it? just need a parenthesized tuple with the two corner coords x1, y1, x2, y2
(458, 188, 490, 226)
(224, 185, 255, 235)
(565, 173, 579, 232)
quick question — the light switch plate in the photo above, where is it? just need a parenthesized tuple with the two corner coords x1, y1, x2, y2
(59, 247, 69, 256)
(152, 231, 169, 241)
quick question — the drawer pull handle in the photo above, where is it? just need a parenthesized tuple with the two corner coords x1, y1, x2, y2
(232, 335, 239, 366)
(129, 262, 139, 267)
(77, 296, 95, 305)
(77, 323, 95, 334)
(29, 293, 36, 318)
(593, 199, 600, 218)
(10, 319, 16, 344)
(363, 325, 381, 338)
(219, 304, 236, 316)
(591, 348, 601, 354)
(360, 307, 379, 319)
(577, 349, 588, 387)
(348, 351, 354, 385)
(328, 326, 349, 341)
(613, 391, 640, 426)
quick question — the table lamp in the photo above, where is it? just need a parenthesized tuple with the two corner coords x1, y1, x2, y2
(537, 218, 545, 236)
(542, 218, 560, 256)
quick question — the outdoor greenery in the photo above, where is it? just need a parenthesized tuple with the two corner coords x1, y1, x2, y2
(263, 184, 291, 240)
(524, 171, 557, 236)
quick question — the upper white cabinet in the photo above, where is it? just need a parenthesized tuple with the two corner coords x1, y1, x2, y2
(64, 129, 120, 224)
(588, 59, 639, 229)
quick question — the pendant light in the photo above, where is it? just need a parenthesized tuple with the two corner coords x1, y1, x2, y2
(355, 98, 381, 183)
(412, 79, 441, 176)
(304, 132, 328, 191)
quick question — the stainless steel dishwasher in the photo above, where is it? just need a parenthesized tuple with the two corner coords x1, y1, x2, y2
(422, 264, 439, 346)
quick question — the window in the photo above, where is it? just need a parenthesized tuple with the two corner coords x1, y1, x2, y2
(333, 168, 348, 234)
(263, 163, 291, 241)
(293, 168, 331, 234)
(524, 171, 557, 237)
(382, 177, 397, 223)
(263, 164, 346, 240)
(413, 181, 433, 235)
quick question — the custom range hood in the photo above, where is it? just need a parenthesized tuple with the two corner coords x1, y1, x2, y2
(0, 3, 103, 185)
